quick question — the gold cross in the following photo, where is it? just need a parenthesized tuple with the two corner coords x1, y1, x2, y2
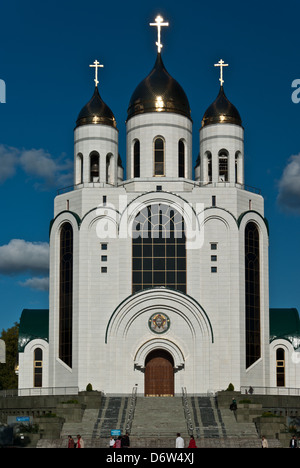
(150, 15, 169, 53)
(214, 59, 228, 86)
(89, 59, 104, 87)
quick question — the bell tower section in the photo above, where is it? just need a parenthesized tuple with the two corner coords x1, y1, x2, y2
(196, 60, 244, 187)
(74, 60, 119, 187)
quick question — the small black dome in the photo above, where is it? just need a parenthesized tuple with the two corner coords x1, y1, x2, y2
(201, 86, 242, 128)
(76, 86, 117, 128)
(127, 53, 191, 121)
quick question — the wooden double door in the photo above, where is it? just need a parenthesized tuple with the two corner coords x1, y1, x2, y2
(144, 349, 174, 397)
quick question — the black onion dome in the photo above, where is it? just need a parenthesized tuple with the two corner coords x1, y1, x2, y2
(201, 86, 242, 127)
(127, 53, 191, 121)
(76, 86, 117, 128)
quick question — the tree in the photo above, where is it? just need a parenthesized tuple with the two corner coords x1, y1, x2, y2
(0, 323, 19, 390)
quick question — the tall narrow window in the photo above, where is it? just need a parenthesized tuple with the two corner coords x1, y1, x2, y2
(235, 151, 242, 184)
(59, 222, 73, 368)
(132, 204, 186, 294)
(219, 150, 228, 182)
(134, 140, 140, 178)
(276, 348, 285, 387)
(235, 153, 238, 184)
(245, 222, 261, 368)
(90, 152, 99, 182)
(207, 152, 212, 182)
(178, 140, 185, 177)
(106, 154, 110, 184)
(106, 153, 114, 184)
(154, 138, 165, 176)
(33, 348, 43, 388)
(77, 153, 83, 184)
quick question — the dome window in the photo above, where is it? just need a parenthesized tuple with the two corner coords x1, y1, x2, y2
(178, 140, 185, 178)
(154, 137, 165, 176)
(218, 149, 228, 182)
(133, 140, 140, 178)
(90, 152, 100, 182)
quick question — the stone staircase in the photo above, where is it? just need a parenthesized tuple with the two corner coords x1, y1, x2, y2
(37, 394, 283, 448)
(131, 396, 188, 437)
(188, 396, 259, 439)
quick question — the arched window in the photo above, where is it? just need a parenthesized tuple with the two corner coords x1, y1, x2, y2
(34, 348, 43, 388)
(276, 348, 285, 387)
(218, 149, 228, 182)
(245, 222, 261, 368)
(132, 204, 186, 293)
(206, 151, 212, 183)
(59, 222, 73, 368)
(134, 140, 140, 178)
(154, 137, 165, 176)
(235, 152, 239, 184)
(90, 152, 99, 182)
(106, 153, 113, 184)
(178, 140, 185, 178)
(235, 151, 242, 184)
(77, 153, 83, 185)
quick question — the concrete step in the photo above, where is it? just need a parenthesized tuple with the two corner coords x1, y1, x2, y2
(130, 397, 188, 437)
(188, 396, 259, 440)
(60, 396, 130, 440)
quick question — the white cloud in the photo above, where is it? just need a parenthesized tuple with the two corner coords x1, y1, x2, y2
(0, 144, 19, 183)
(0, 144, 73, 189)
(19, 148, 73, 189)
(19, 276, 49, 291)
(277, 153, 300, 214)
(0, 239, 49, 275)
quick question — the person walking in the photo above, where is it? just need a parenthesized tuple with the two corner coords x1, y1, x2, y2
(176, 433, 185, 448)
(261, 436, 268, 448)
(290, 435, 298, 448)
(109, 436, 115, 448)
(121, 432, 130, 448)
(114, 436, 122, 448)
(68, 435, 75, 448)
(76, 434, 84, 448)
(188, 435, 197, 448)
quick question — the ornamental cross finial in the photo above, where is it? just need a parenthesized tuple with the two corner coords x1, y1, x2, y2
(214, 59, 228, 86)
(89, 59, 104, 87)
(150, 15, 169, 53)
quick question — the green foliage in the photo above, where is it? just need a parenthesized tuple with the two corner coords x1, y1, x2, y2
(261, 411, 279, 418)
(226, 383, 234, 391)
(0, 322, 19, 390)
(86, 383, 93, 391)
(17, 423, 39, 434)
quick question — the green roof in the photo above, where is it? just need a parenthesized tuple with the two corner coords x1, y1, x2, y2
(270, 308, 300, 348)
(18, 309, 49, 353)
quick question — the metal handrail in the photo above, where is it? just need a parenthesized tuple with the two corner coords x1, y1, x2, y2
(0, 387, 79, 397)
(182, 387, 194, 436)
(125, 385, 138, 434)
(240, 386, 300, 396)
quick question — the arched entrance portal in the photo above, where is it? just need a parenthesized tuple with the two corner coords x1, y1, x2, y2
(144, 349, 174, 396)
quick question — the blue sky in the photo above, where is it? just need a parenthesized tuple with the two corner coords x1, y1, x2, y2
(0, 0, 300, 330)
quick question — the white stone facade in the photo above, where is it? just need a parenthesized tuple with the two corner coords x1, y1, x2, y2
(17, 51, 300, 396)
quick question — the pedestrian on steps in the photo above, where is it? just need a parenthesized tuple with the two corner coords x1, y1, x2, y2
(188, 435, 197, 448)
(76, 434, 84, 448)
(109, 436, 115, 448)
(121, 432, 130, 448)
(261, 436, 268, 448)
(176, 433, 185, 448)
(114, 436, 122, 448)
(68, 435, 75, 448)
